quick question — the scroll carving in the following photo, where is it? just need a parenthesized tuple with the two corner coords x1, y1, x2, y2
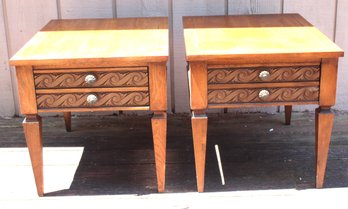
(208, 66, 320, 84)
(37, 92, 149, 109)
(208, 87, 319, 104)
(35, 71, 148, 88)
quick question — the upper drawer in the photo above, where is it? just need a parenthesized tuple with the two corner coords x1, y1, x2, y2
(207, 65, 320, 84)
(34, 67, 148, 89)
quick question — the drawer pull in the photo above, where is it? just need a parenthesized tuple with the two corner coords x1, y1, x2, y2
(85, 74, 97, 85)
(259, 70, 270, 81)
(86, 94, 98, 104)
(258, 89, 270, 100)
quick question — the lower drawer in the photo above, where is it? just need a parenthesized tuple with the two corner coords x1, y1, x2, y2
(208, 87, 319, 104)
(36, 91, 149, 109)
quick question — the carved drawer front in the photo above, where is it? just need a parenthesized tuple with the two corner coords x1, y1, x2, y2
(36, 91, 149, 109)
(34, 67, 148, 89)
(208, 87, 319, 104)
(207, 65, 320, 84)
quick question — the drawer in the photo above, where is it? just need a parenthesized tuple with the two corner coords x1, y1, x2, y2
(208, 86, 319, 104)
(36, 91, 149, 109)
(34, 67, 148, 89)
(207, 65, 320, 84)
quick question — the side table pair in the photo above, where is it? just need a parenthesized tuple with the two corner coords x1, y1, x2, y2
(10, 14, 344, 196)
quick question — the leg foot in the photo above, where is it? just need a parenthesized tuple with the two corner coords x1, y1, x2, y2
(285, 105, 292, 125)
(315, 107, 334, 188)
(63, 112, 71, 132)
(151, 112, 167, 192)
(191, 111, 208, 192)
(23, 115, 44, 196)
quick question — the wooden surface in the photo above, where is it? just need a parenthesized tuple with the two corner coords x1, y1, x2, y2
(191, 112, 208, 192)
(207, 65, 321, 84)
(37, 106, 150, 113)
(319, 58, 339, 107)
(10, 17, 169, 195)
(183, 13, 312, 28)
(9, 18, 168, 66)
(184, 14, 343, 192)
(183, 14, 343, 62)
(151, 112, 167, 192)
(36, 91, 150, 109)
(189, 62, 208, 110)
(15, 66, 38, 115)
(63, 112, 71, 132)
(33, 67, 149, 88)
(284, 105, 292, 125)
(149, 63, 167, 111)
(315, 108, 334, 188)
(0, 112, 347, 197)
(23, 115, 43, 196)
(207, 87, 319, 104)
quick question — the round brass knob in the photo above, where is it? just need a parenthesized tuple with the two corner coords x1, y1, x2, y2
(259, 70, 270, 81)
(86, 94, 98, 104)
(85, 74, 97, 85)
(258, 89, 270, 100)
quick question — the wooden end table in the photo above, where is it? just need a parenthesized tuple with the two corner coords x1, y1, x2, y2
(183, 14, 344, 192)
(10, 17, 168, 196)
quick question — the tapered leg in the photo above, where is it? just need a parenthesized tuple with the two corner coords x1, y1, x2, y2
(23, 115, 44, 196)
(151, 112, 167, 192)
(63, 112, 71, 132)
(191, 111, 208, 192)
(315, 107, 334, 188)
(285, 105, 292, 125)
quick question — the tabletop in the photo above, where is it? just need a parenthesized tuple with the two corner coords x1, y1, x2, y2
(10, 17, 169, 66)
(183, 14, 343, 61)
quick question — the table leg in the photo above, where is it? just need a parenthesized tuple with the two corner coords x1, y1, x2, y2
(285, 105, 292, 125)
(151, 112, 167, 192)
(23, 114, 44, 196)
(63, 112, 71, 132)
(191, 111, 208, 192)
(315, 107, 334, 188)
